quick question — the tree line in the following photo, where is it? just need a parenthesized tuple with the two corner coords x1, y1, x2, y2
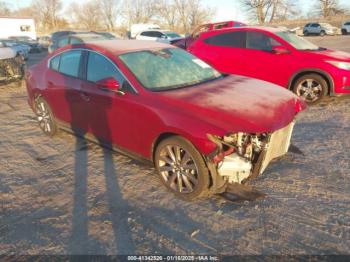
(0, 0, 215, 35)
(242, 0, 349, 24)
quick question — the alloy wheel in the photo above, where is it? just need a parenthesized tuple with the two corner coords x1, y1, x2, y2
(158, 145, 199, 194)
(296, 79, 323, 103)
(35, 99, 55, 135)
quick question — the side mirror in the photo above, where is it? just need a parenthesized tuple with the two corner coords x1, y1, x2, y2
(96, 77, 124, 95)
(271, 45, 290, 55)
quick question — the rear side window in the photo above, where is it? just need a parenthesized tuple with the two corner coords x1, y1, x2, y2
(141, 31, 152, 37)
(345, 22, 350, 26)
(70, 38, 82, 44)
(204, 31, 246, 48)
(246, 32, 281, 51)
(312, 24, 320, 27)
(50, 55, 60, 71)
(58, 37, 69, 48)
(59, 50, 82, 77)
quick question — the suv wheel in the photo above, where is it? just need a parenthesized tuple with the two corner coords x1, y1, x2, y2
(154, 136, 210, 201)
(293, 74, 328, 104)
(303, 30, 309, 36)
(320, 30, 326, 36)
(34, 97, 57, 136)
(342, 29, 348, 35)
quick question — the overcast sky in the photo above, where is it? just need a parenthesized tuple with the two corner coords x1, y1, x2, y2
(5, 0, 350, 23)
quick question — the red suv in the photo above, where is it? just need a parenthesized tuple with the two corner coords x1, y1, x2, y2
(182, 26, 350, 103)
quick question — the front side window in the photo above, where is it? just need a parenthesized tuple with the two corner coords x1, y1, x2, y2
(204, 31, 246, 48)
(246, 32, 280, 51)
(119, 48, 221, 91)
(87, 52, 122, 82)
(276, 31, 320, 51)
(86, 52, 133, 93)
(59, 50, 82, 77)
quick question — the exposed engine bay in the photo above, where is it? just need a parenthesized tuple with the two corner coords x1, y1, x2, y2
(208, 121, 295, 184)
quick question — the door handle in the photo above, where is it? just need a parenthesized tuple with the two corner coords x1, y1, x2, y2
(80, 92, 90, 102)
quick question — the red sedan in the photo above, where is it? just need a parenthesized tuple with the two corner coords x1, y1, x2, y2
(178, 26, 350, 103)
(26, 40, 305, 200)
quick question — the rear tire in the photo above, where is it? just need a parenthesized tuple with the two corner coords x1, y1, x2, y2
(154, 136, 210, 201)
(292, 74, 328, 104)
(34, 97, 57, 136)
(320, 31, 326, 37)
(342, 29, 348, 35)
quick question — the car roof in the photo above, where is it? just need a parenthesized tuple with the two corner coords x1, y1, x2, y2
(66, 40, 174, 55)
(202, 26, 286, 36)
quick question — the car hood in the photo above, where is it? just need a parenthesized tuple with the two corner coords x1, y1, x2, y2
(156, 75, 305, 134)
(302, 48, 350, 62)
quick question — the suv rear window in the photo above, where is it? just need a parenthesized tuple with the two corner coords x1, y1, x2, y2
(204, 31, 246, 48)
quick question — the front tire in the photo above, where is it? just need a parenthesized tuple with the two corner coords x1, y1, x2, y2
(292, 74, 328, 104)
(342, 29, 348, 35)
(154, 136, 210, 201)
(320, 31, 326, 36)
(34, 97, 57, 136)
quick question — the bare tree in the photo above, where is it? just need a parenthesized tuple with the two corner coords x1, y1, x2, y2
(0, 1, 11, 16)
(316, 0, 343, 17)
(67, 0, 104, 30)
(155, 0, 214, 33)
(123, 0, 158, 27)
(100, 0, 122, 30)
(241, 0, 300, 23)
(32, 0, 63, 31)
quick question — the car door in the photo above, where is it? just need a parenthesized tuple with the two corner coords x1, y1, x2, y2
(243, 31, 293, 87)
(311, 23, 320, 34)
(44, 50, 88, 131)
(80, 51, 140, 151)
(189, 31, 248, 76)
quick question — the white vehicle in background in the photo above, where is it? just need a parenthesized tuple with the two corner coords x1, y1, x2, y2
(136, 30, 182, 43)
(0, 39, 30, 60)
(130, 23, 160, 39)
(0, 17, 37, 40)
(341, 21, 350, 35)
(0, 42, 24, 82)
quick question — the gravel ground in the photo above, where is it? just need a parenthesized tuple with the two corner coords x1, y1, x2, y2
(0, 37, 350, 256)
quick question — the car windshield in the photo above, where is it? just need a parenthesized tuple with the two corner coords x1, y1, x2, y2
(119, 48, 222, 91)
(165, 32, 181, 38)
(276, 31, 320, 51)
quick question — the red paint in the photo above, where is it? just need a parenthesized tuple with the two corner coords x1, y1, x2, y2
(183, 27, 350, 95)
(26, 41, 304, 160)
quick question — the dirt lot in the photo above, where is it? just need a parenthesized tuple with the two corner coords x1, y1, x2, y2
(0, 37, 350, 256)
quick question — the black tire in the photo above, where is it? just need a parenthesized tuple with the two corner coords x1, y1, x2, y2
(342, 29, 348, 35)
(34, 97, 58, 136)
(320, 30, 326, 36)
(303, 30, 309, 36)
(292, 74, 328, 104)
(154, 136, 210, 201)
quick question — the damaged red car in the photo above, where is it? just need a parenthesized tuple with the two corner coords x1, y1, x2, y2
(26, 40, 305, 200)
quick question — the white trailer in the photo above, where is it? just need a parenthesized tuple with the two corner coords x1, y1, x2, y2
(0, 17, 37, 40)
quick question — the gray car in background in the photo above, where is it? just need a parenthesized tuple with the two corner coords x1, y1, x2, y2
(303, 22, 338, 36)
